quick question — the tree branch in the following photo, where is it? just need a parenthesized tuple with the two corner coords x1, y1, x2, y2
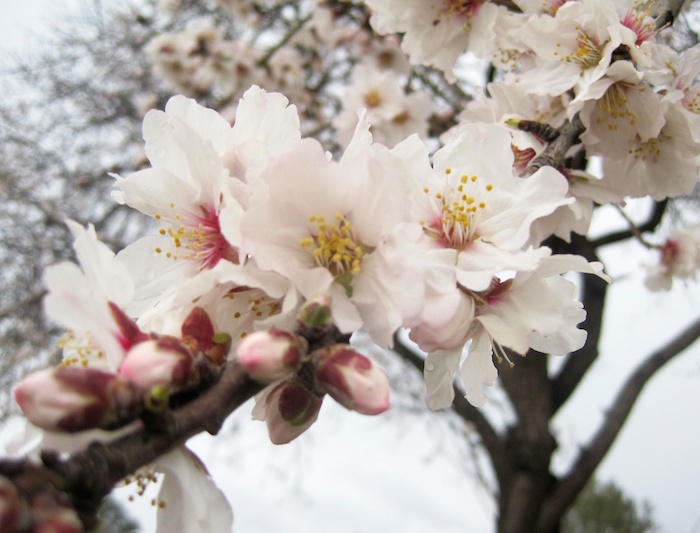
(536, 314, 700, 533)
(1, 361, 264, 531)
(525, 114, 585, 175)
(590, 200, 668, 249)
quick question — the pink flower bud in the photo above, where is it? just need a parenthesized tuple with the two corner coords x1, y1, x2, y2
(314, 345, 390, 416)
(262, 380, 322, 445)
(119, 338, 193, 392)
(237, 330, 307, 383)
(13, 367, 141, 433)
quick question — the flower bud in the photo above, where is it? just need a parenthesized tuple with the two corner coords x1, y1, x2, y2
(296, 293, 334, 339)
(119, 338, 193, 393)
(314, 345, 390, 416)
(14, 366, 142, 432)
(261, 380, 322, 445)
(237, 330, 307, 383)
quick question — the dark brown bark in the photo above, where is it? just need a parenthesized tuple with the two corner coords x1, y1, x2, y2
(496, 353, 556, 533)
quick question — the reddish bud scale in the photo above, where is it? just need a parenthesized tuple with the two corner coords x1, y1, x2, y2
(264, 380, 323, 445)
(109, 302, 148, 351)
(181, 307, 215, 351)
(54, 367, 124, 432)
(60, 367, 142, 432)
(276, 381, 320, 426)
(154, 337, 194, 388)
(180, 307, 231, 365)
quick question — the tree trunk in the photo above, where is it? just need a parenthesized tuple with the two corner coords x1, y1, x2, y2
(496, 351, 557, 533)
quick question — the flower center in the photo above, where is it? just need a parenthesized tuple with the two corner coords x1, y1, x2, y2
(299, 213, 368, 294)
(364, 90, 382, 108)
(442, 0, 482, 18)
(629, 132, 669, 164)
(595, 82, 638, 129)
(154, 205, 239, 270)
(422, 171, 492, 250)
(622, 7, 656, 46)
(558, 33, 603, 69)
(684, 87, 700, 115)
(226, 287, 283, 340)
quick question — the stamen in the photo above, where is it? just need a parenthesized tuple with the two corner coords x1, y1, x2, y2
(300, 213, 370, 280)
(155, 206, 239, 269)
(422, 173, 492, 249)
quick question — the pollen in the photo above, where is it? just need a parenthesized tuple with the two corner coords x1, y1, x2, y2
(301, 212, 369, 278)
(123, 471, 160, 502)
(364, 90, 382, 108)
(422, 172, 494, 249)
(561, 32, 602, 69)
(630, 133, 666, 164)
(158, 205, 239, 269)
(443, 0, 483, 19)
(58, 331, 104, 367)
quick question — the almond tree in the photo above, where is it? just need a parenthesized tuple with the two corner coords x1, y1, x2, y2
(1, 1, 699, 532)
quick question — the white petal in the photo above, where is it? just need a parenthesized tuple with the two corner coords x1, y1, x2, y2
(155, 447, 233, 533)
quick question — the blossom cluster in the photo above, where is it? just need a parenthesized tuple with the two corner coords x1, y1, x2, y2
(366, 0, 700, 200)
(17, 85, 612, 423)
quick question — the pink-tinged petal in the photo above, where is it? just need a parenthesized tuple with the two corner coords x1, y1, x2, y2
(44, 263, 128, 369)
(162, 95, 232, 155)
(424, 348, 462, 410)
(155, 447, 233, 533)
(461, 327, 498, 407)
(433, 123, 514, 182)
(65, 221, 134, 308)
(143, 106, 229, 196)
(409, 289, 474, 353)
(228, 85, 301, 159)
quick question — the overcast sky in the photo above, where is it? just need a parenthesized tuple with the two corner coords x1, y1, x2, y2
(1, 2, 700, 532)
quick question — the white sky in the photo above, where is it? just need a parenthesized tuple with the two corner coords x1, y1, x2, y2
(1, 2, 700, 533)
